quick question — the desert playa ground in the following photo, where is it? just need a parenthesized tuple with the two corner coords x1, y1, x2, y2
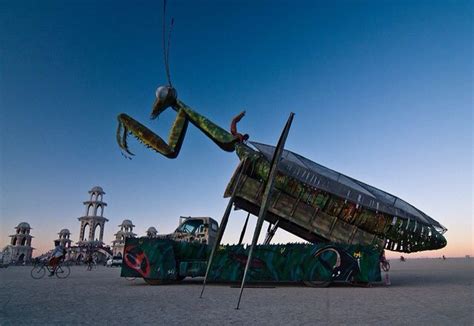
(0, 258, 472, 325)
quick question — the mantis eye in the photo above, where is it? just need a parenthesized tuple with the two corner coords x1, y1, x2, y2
(155, 86, 177, 103)
(151, 85, 178, 119)
(156, 86, 169, 100)
(156, 85, 177, 99)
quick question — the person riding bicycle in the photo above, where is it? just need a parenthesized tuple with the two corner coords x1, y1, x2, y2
(49, 240, 65, 276)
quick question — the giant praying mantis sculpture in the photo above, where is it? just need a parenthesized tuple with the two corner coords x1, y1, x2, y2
(116, 0, 446, 254)
(115, 81, 447, 255)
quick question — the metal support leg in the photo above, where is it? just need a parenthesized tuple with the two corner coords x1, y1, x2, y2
(200, 159, 247, 298)
(263, 220, 279, 245)
(236, 113, 294, 309)
(238, 213, 251, 246)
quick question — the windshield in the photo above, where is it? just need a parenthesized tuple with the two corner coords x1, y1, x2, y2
(176, 220, 203, 234)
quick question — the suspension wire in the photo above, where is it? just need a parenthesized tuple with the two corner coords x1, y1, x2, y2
(162, 0, 173, 87)
(166, 18, 174, 87)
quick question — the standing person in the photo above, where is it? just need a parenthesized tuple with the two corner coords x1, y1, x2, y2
(85, 251, 94, 271)
(379, 250, 387, 263)
(379, 250, 390, 272)
(49, 240, 65, 276)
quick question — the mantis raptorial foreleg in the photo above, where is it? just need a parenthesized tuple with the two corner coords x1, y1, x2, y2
(117, 100, 243, 159)
(117, 109, 188, 159)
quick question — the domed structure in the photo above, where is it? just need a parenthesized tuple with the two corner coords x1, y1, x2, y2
(16, 222, 31, 230)
(112, 219, 137, 257)
(56, 228, 72, 250)
(3, 222, 34, 263)
(146, 227, 158, 238)
(90, 186, 105, 194)
(121, 219, 134, 227)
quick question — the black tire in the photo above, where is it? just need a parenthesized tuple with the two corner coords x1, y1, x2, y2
(56, 265, 70, 279)
(144, 278, 167, 285)
(31, 266, 46, 279)
(303, 247, 339, 287)
(303, 280, 331, 288)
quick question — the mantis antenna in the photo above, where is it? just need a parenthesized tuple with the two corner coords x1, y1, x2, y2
(163, 0, 174, 87)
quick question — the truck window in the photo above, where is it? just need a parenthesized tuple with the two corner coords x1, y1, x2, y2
(176, 220, 203, 234)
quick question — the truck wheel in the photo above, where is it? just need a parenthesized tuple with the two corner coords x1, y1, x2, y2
(303, 247, 340, 287)
(144, 278, 165, 285)
(303, 280, 331, 288)
(144, 277, 184, 285)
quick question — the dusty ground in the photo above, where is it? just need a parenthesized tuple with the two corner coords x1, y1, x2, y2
(0, 258, 472, 325)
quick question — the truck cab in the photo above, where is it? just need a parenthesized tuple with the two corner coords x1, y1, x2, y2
(169, 216, 218, 247)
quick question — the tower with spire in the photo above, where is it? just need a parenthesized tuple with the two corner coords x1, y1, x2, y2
(77, 186, 109, 247)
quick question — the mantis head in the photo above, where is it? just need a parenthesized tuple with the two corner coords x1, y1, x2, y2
(151, 85, 178, 119)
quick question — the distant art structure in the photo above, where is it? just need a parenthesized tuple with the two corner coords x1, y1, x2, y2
(55, 229, 72, 260)
(146, 227, 158, 238)
(1, 222, 34, 264)
(77, 186, 108, 246)
(112, 219, 137, 257)
(71, 186, 112, 263)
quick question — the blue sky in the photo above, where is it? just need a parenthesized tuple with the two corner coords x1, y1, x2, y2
(1, 0, 472, 257)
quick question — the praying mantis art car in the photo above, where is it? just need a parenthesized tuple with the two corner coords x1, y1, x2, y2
(116, 88, 446, 288)
(116, 91, 447, 254)
(116, 0, 446, 292)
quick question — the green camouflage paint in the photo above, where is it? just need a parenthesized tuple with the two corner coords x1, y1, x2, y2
(121, 238, 381, 284)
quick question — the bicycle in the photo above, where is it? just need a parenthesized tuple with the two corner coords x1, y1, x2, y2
(31, 259, 70, 279)
(380, 259, 390, 272)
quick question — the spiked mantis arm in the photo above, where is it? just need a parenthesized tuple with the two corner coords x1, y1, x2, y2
(116, 100, 241, 159)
